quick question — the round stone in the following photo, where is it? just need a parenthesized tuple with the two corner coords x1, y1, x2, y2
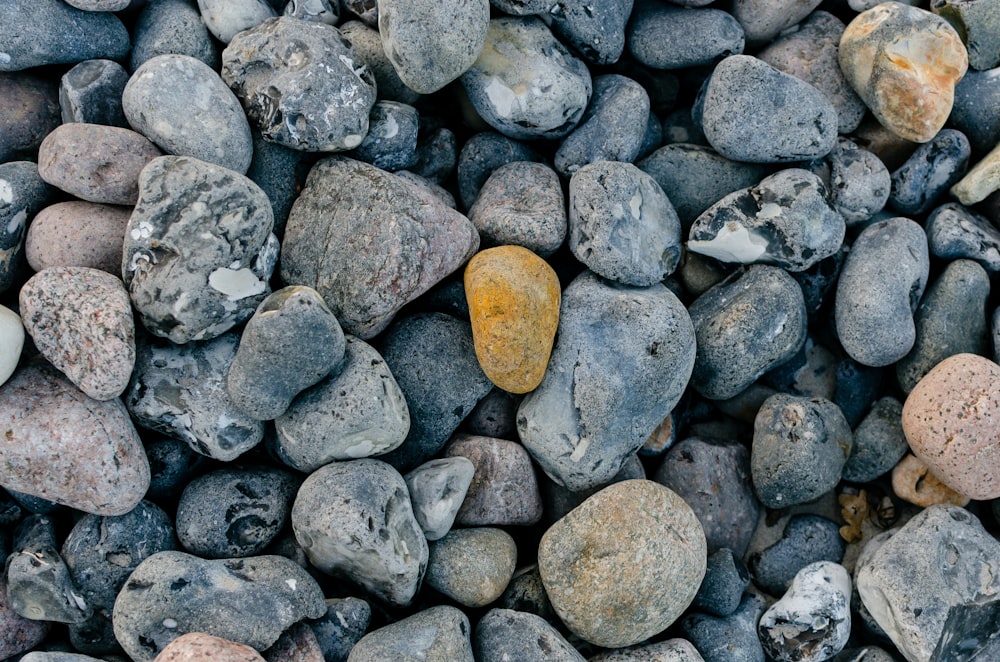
(25, 202, 130, 275)
(424, 527, 517, 608)
(197, 0, 277, 44)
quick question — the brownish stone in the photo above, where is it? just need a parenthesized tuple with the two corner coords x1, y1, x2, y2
(891, 453, 970, 507)
(154, 633, 265, 662)
(263, 623, 324, 662)
(25, 201, 131, 274)
(444, 433, 543, 526)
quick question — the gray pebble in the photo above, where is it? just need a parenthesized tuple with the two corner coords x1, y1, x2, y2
(889, 129, 971, 216)
(222, 17, 377, 152)
(351, 101, 419, 171)
(123, 156, 276, 343)
(681, 591, 767, 662)
(131, 0, 220, 71)
(555, 74, 649, 177)
(697, 55, 837, 163)
(113, 551, 325, 661)
(347, 605, 473, 661)
(547, 0, 632, 65)
(517, 271, 696, 491)
(123, 56, 253, 174)
(692, 549, 751, 618)
(498, 566, 558, 624)
(284, 0, 339, 24)
(19, 654, 105, 662)
(688, 265, 807, 400)
(809, 138, 890, 225)
(339, 21, 420, 105)
(125, 333, 265, 461)
(461, 17, 592, 141)
(687, 168, 845, 272)
(291, 459, 428, 607)
(59, 60, 128, 128)
(198, 0, 277, 43)
(731, 0, 823, 46)
(832, 647, 897, 662)
(403, 457, 475, 541)
(748, 514, 846, 597)
(310, 597, 370, 662)
(751, 394, 852, 509)
(589, 639, 706, 661)
(950, 67, 1000, 155)
(834, 358, 886, 429)
(469, 161, 566, 257)
(6, 515, 90, 624)
(628, 4, 744, 70)
(0, 162, 55, 294)
(842, 396, 908, 483)
(834, 217, 929, 367)
(245, 129, 310, 236)
(410, 124, 457, 184)
(457, 131, 542, 211)
(425, 527, 517, 607)
(926, 201, 1000, 271)
(568, 160, 681, 285)
(474, 608, 585, 662)
(895, 259, 990, 392)
(932, 0, 1000, 70)
(0, 74, 61, 164)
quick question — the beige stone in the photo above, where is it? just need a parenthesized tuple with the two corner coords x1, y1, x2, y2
(891, 453, 970, 507)
(154, 633, 265, 662)
(951, 139, 1000, 204)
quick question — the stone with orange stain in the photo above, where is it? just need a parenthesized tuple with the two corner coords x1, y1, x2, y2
(891, 453, 970, 507)
(464, 245, 559, 394)
(901, 353, 1000, 500)
(839, 2, 968, 143)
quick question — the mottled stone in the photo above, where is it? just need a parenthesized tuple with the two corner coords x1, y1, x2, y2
(538, 480, 707, 648)
(264, 622, 324, 662)
(0, 305, 23, 387)
(629, 5, 744, 70)
(198, 0, 277, 43)
(25, 202, 130, 275)
(132, 0, 220, 71)
(404, 457, 475, 540)
(891, 453, 970, 507)
(444, 433, 542, 527)
(284, 0, 339, 25)
(926, 202, 1000, 271)
(6, 515, 89, 623)
(932, 0, 1000, 70)
(347, 606, 473, 661)
(425, 527, 517, 607)
(889, 129, 970, 215)
(154, 633, 265, 662)
(839, 2, 968, 143)
(351, 101, 419, 171)
(809, 138, 891, 224)
(952, 139, 1000, 204)
(546, 0, 633, 65)
(843, 396, 908, 483)
(310, 597, 370, 662)
(1, 161, 55, 293)
(0, 0, 129, 71)
(59, 59, 128, 128)
(474, 609, 584, 662)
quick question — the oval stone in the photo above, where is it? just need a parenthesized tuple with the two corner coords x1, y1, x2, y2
(153, 633, 265, 662)
(0, 305, 23, 387)
(25, 201, 130, 275)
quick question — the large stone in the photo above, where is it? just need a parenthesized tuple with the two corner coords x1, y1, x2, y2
(25, 202, 131, 275)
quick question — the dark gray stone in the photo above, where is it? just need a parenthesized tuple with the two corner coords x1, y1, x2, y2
(834, 358, 885, 428)
(456, 131, 542, 211)
(59, 60, 128, 128)
(749, 515, 846, 597)
(352, 101, 419, 171)
(926, 202, 1000, 271)
(950, 67, 1000, 155)
(517, 271, 696, 491)
(131, 0, 220, 71)
(809, 138, 890, 225)
(889, 129, 971, 216)
(474, 609, 585, 662)
(310, 597, 370, 662)
(410, 124, 458, 185)
(637, 110, 663, 160)
(0, 74, 62, 164)
(682, 591, 767, 662)
(403, 457, 475, 540)
(499, 566, 558, 624)
(628, 4, 744, 70)
(547, 0, 633, 65)
(0, 162, 54, 294)
(339, 20, 420, 105)
(348, 605, 473, 661)
(843, 396, 908, 483)
(692, 549, 751, 618)
(759, 336, 838, 400)
(589, 640, 706, 661)
(6, 515, 89, 624)
(462, 387, 520, 439)
(246, 130, 311, 236)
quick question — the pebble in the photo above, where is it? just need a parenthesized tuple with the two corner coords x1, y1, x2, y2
(932, 0, 1000, 70)
(19, 267, 134, 401)
(0, 0, 130, 72)
(339, 21, 420, 105)
(891, 453, 970, 507)
(0, 74, 61, 165)
(839, 2, 968, 143)
(539, 480, 707, 648)
(273, 335, 408, 469)
(457, 132, 542, 211)
(310, 597, 371, 662)
(291, 459, 428, 607)
(758, 562, 852, 662)
(731, 0, 822, 47)
(131, 0, 220, 71)
(403, 457, 475, 540)
(629, 5, 744, 70)
(687, 265, 807, 400)
(198, 0, 277, 44)
(424, 527, 517, 607)
(351, 101, 419, 171)
(951, 139, 1000, 204)
(0, 304, 23, 387)
(590, 639, 706, 661)
(809, 139, 891, 225)
(856, 505, 1000, 661)
(1, 161, 54, 293)
(925, 202, 1000, 271)
(263, 623, 324, 662)
(834, 217, 929, 367)
(697, 55, 837, 163)
(568, 161, 681, 285)
(842, 396, 908, 483)
(888, 129, 971, 215)
(461, 17, 592, 141)
(498, 566, 558, 624)
(58, 60, 129, 128)
(0, 575, 50, 660)
(692, 548, 751, 618)
(0, 360, 149, 516)
(748, 514, 847, 597)
(687, 168, 845, 272)
(245, 131, 308, 236)
(20, 654, 107, 662)
(378, 0, 488, 94)
(125, 333, 265, 461)
(444, 433, 543, 526)
(283, 0, 339, 25)
(681, 591, 767, 662)
(518, 272, 695, 491)
(949, 67, 1000, 154)
(474, 609, 584, 662)
(347, 605, 473, 661)
(24, 200, 130, 273)
(467, 161, 566, 256)
(123, 156, 277, 344)
(153, 633, 265, 662)
(281, 157, 478, 338)
(113, 551, 325, 661)
(6, 515, 89, 624)
(547, 0, 632, 65)
(123, 55, 253, 175)
(901, 352, 1000, 500)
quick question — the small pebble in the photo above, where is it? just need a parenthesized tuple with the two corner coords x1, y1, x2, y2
(681, 591, 767, 662)
(25, 202, 130, 275)
(153, 632, 265, 662)
(347, 605, 472, 661)
(692, 549, 751, 618)
(628, 5, 744, 70)
(474, 609, 584, 662)
(131, 0, 220, 71)
(198, 0, 277, 44)
(888, 129, 971, 215)
(546, 0, 632, 65)
(6, 515, 90, 624)
(925, 202, 1000, 271)
(0, 304, 24, 387)
(58, 60, 128, 128)
(352, 101, 419, 171)
(891, 453, 970, 507)
(748, 514, 847, 597)
(403, 457, 475, 540)
(951, 139, 1000, 204)
(425, 527, 517, 608)
(842, 396, 908, 483)
(809, 139, 890, 225)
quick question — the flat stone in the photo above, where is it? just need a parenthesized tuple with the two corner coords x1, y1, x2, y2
(25, 202, 130, 275)
(891, 453, 970, 507)
(346, 605, 473, 661)
(629, 5, 744, 70)
(154, 633, 265, 662)
(403, 457, 475, 540)
(425, 527, 517, 607)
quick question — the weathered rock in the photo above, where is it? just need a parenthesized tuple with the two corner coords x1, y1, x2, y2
(339, 20, 420, 105)
(952, 139, 1000, 204)
(0, 575, 50, 661)
(403, 457, 475, 540)
(748, 515, 847, 597)
(681, 591, 768, 662)
(692, 549, 751, 618)
(59, 59, 129, 128)
(926, 202, 1000, 271)
(347, 605, 473, 661)
(6, 515, 90, 624)
(891, 453, 970, 507)
(809, 138, 891, 224)
(732, 0, 823, 46)
(0, 161, 55, 293)
(474, 609, 584, 662)
(351, 101, 419, 171)
(457, 131, 543, 211)
(310, 598, 371, 662)
(546, 0, 633, 65)
(425, 527, 517, 607)
(629, 5, 744, 70)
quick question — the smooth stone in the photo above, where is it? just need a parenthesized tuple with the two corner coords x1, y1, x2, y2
(758, 562, 852, 662)
(264, 622, 325, 662)
(653, 437, 759, 557)
(0, 161, 55, 293)
(474, 609, 584, 662)
(752, 394, 852, 509)
(952, 139, 1000, 204)
(692, 549, 751, 618)
(895, 259, 990, 393)
(687, 168, 845, 272)
(198, 0, 277, 43)
(246, 130, 309, 235)
(902, 353, 1000, 499)
(540, 453, 646, 526)
(688, 265, 807, 400)
(758, 12, 866, 135)
(377, 312, 493, 471)
(21, 654, 107, 662)
(113, 551, 325, 662)
(926, 202, 1000, 271)
(222, 18, 376, 152)
(839, 2, 968, 143)
(25, 201, 130, 275)
(732, 0, 822, 46)
(748, 515, 847, 597)
(456, 131, 542, 211)
(403, 457, 475, 540)
(681, 591, 767, 662)
(291, 459, 428, 607)
(949, 67, 1000, 154)
(590, 639, 705, 661)
(0, 575, 50, 660)
(378, 0, 488, 94)
(444, 433, 543, 527)
(932, 0, 1000, 70)
(131, 0, 220, 71)
(498, 566, 558, 624)
(19, 267, 134, 401)
(0, 74, 61, 166)
(154, 633, 265, 662)
(123, 156, 276, 344)
(546, 0, 633, 65)
(843, 396, 908, 483)
(568, 160, 682, 286)
(351, 101, 419, 171)
(468, 161, 566, 256)
(891, 453, 970, 507)
(461, 17, 592, 141)
(346, 605, 473, 662)
(0, 0, 129, 71)
(554, 74, 650, 177)
(629, 4, 744, 70)
(339, 20, 420, 105)
(0, 360, 148, 516)
(697, 55, 838, 163)
(309, 597, 371, 662)
(425, 527, 517, 607)
(176, 467, 299, 559)
(123, 55, 253, 174)
(59, 60, 128, 128)
(857, 505, 1000, 661)
(889, 129, 971, 215)
(6, 515, 90, 623)
(518, 272, 696, 491)
(283, 0, 339, 24)
(281, 156, 478, 339)
(125, 333, 265, 461)
(62, 0, 130, 11)
(809, 138, 891, 225)
(0, 305, 24, 387)
(274, 335, 409, 470)
(539, 480, 707, 648)
(834, 217, 929, 367)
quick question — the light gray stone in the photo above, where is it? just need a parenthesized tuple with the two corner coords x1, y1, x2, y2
(403, 457, 475, 541)
(347, 606, 473, 662)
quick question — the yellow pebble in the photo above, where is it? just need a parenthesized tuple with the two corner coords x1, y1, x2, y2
(890, 453, 970, 508)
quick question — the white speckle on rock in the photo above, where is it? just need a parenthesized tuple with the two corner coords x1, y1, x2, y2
(758, 202, 783, 219)
(687, 221, 768, 263)
(208, 267, 267, 300)
(569, 437, 590, 463)
(343, 134, 364, 149)
(0, 179, 12, 205)
(0, 53, 10, 64)
(485, 77, 517, 118)
(382, 115, 399, 140)
(286, 578, 297, 591)
(7, 209, 25, 236)
(629, 194, 642, 218)
(162, 618, 177, 629)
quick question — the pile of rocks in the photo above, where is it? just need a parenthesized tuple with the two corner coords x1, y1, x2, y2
(2, 0, 1000, 660)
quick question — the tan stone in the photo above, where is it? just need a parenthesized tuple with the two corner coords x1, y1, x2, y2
(464, 245, 560, 394)
(839, 2, 968, 142)
(901, 353, 1000, 500)
(154, 633, 265, 662)
(891, 453, 970, 507)
(951, 139, 1000, 205)
(25, 201, 130, 274)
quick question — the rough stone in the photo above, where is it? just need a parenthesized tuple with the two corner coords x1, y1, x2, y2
(58, 60, 128, 128)
(843, 396, 908, 483)
(0, 74, 61, 165)
(310, 598, 371, 662)
(926, 202, 1000, 271)
(546, 0, 633, 65)
(474, 609, 584, 662)
(351, 101, 419, 171)
(809, 139, 891, 225)
(889, 129, 971, 215)
(6, 515, 90, 624)
(692, 549, 751, 618)
(444, 434, 542, 527)
(131, 0, 220, 71)
(0, 161, 55, 293)
(154, 633, 265, 662)
(457, 132, 543, 211)
(891, 453, 971, 507)
(339, 20, 420, 105)
(403, 457, 475, 540)
(681, 591, 767, 662)
(424, 527, 517, 607)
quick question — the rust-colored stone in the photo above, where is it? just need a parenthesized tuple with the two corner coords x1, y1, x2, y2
(891, 453, 970, 507)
